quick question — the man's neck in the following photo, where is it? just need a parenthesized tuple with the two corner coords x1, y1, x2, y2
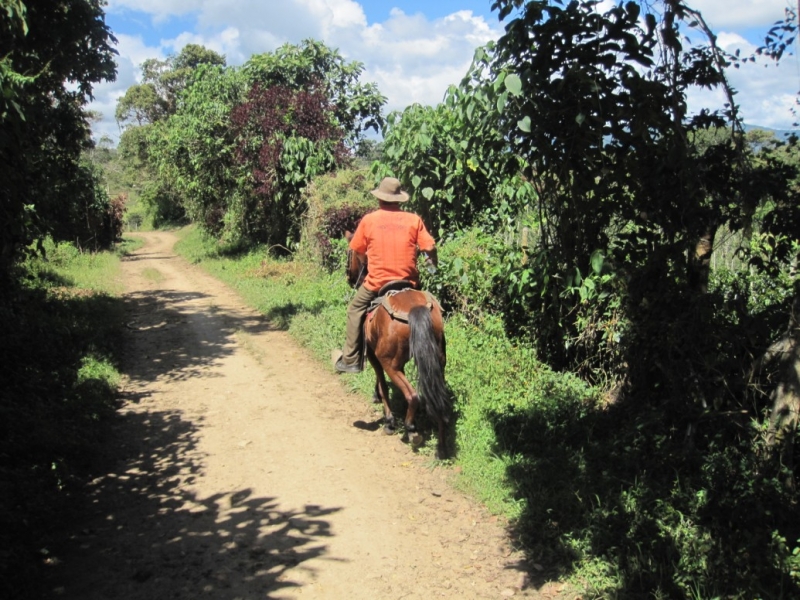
(378, 201, 401, 211)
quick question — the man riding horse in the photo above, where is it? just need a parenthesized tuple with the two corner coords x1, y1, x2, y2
(333, 177, 438, 373)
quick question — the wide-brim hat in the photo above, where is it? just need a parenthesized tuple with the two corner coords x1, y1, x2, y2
(371, 177, 409, 203)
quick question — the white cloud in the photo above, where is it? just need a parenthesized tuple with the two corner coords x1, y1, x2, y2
(301, 0, 368, 33)
(106, 0, 206, 25)
(163, 27, 243, 63)
(115, 33, 167, 76)
(683, 30, 800, 129)
(350, 9, 498, 109)
(686, 0, 789, 30)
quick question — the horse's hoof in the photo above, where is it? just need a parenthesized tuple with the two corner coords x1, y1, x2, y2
(383, 424, 395, 435)
(409, 432, 423, 447)
(372, 393, 381, 404)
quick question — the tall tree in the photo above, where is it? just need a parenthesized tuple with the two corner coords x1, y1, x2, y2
(481, 0, 792, 374)
(376, 45, 531, 237)
(244, 39, 386, 149)
(115, 44, 226, 127)
(115, 45, 228, 226)
(229, 80, 350, 246)
(146, 64, 246, 233)
(140, 40, 386, 247)
(0, 0, 118, 271)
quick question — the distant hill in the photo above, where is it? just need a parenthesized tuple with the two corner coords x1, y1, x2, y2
(743, 124, 799, 139)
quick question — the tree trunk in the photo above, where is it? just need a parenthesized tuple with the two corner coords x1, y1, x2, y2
(688, 226, 716, 294)
(762, 295, 800, 490)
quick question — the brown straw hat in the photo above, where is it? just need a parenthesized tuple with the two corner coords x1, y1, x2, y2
(370, 177, 409, 203)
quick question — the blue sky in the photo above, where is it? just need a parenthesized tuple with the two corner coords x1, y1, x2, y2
(92, 0, 800, 143)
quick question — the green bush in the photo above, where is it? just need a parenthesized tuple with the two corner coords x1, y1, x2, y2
(420, 227, 506, 322)
(297, 169, 377, 268)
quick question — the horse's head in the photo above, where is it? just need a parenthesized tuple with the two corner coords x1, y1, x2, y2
(344, 231, 367, 288)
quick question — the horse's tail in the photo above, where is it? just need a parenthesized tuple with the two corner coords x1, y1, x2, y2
(408, 306, 449, 424)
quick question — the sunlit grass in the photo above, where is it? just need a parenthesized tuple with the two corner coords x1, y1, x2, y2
(32, 237, 128, 295)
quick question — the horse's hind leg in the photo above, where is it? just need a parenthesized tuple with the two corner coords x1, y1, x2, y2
(383, 366, 423, 447)
(368, 353, 396, 434)
(372, 380, 382, 404)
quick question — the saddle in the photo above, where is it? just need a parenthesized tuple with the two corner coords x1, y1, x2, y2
(368, 280, 441, 323)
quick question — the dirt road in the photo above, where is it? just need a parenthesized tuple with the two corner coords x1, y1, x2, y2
(47, 231, 550, 599)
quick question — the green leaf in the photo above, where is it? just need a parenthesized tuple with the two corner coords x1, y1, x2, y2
(412, 175, 422, 188)
(421, 187, 434, 200)
(505, 73, 522, 96)
(517, 116, 531, 132)
(496, 91, 508, 113)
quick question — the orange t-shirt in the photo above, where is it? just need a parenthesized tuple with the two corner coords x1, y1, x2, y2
(349, 206, 436, 292)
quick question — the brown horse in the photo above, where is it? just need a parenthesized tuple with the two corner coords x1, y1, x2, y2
(345, 243, 450, 459)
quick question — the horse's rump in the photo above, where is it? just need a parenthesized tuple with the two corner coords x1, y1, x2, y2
(377, 289, 442, 323)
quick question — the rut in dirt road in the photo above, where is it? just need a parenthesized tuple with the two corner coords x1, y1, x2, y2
(45, 231, 553, 599)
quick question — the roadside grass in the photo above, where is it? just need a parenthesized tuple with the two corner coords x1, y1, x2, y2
(35, 238, 127, 294)
(1, 238, 129, 599)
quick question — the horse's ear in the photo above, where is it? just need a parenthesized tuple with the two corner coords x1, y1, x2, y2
(344, 230, 353, 242)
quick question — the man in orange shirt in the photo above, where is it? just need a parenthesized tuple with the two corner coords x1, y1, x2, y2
(334, 177, 437, 373)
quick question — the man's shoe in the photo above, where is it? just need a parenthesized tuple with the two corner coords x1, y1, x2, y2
(334, 357, 362, 374)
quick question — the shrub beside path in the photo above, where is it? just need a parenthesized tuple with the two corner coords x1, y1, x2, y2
(45, 231, 561, 599)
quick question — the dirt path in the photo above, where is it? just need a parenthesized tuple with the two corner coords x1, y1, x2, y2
(46, 231, 553, 599)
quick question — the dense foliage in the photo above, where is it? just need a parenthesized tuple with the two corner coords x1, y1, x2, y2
(0, 3, 125, 595)
(242, 39, 386, 149)
(229, 82, 350, 245)
(0, 0, 118, 273)
(115, 45, 231, 229)
(124, 39, 386, 248)
(116, 43, 226, 127)
(296, 170, 377, 269)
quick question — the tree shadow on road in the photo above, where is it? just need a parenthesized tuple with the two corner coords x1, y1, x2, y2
(46, 403, 342, 599)
(40, 285, 344, 599)
(120, 288, 278, 385)
(262, 300, 330, 330)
